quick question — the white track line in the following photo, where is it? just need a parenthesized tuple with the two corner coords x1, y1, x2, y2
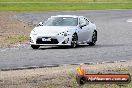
(126, 19, 132, 23)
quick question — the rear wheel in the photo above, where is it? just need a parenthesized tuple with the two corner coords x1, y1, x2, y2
(89, 31, 97, 46)
(71, 34, 78, 48)
(31, 45, 40, 49)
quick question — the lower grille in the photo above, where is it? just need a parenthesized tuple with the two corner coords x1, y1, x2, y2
(36, 38, 59, 44)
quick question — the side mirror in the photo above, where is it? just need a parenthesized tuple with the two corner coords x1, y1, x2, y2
(38, 22, 43, 26)
(80, 22, 86, 29)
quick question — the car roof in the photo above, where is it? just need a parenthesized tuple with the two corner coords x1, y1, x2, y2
(51, 15, 83, 18)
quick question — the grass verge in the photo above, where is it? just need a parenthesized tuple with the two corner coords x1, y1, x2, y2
(0, 3, 132, 12)
(0, 61, 132, 88)
(0, 0, 132, 2)
(4, 35, 29, 44)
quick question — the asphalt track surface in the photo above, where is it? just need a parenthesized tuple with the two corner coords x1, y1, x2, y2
(0, 10, 132, 70)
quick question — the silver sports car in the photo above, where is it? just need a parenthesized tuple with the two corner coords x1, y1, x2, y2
(30, 15, 97, 49)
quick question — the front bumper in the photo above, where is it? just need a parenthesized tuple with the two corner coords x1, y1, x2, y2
(30, 43, 71, 46)
(30, 34, 72, 46)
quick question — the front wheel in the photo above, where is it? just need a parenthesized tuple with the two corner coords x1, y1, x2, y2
(31, 45, 40, 49)
(89, 31, 97, 46)
(71, 34, 78, 48)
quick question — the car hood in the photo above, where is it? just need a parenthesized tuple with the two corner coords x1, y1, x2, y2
(33, 26, 77, 35)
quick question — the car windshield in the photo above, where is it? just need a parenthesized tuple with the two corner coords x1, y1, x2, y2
(43, 17, 78, 26)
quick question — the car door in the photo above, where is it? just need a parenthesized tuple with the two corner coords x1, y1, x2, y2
(78, 17, 90, 43)
(84, 18, 91, 41)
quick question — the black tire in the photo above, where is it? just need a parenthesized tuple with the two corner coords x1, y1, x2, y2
(89, 31, 97, 46)
(71, 34, 78, 48)
(31, 45, 40, 49)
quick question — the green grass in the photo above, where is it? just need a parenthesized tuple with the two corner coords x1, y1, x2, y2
(0, 0, 132, 2)
(5, 35, 29, 44)
(0, 0, 132, 12)
(0, 3, 132, 12)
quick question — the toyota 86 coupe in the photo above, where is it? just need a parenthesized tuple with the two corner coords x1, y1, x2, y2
(30, 15, 97, 49)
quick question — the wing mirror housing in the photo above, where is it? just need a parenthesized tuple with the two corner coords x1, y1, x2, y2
(80, 23, 86, 29)
(38, 22, 44, 26)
